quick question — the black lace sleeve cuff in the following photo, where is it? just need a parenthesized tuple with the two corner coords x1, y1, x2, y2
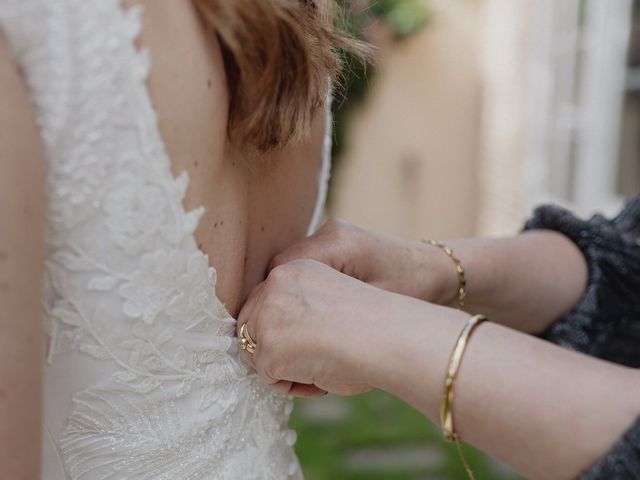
(523, 197, 640, 368)
(578, 418, 640, 480)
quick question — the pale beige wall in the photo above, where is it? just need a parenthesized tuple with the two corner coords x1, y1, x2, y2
(330, 0, 535, 240)
(474, 0, 532, 236)
(330, 0, 484, 240)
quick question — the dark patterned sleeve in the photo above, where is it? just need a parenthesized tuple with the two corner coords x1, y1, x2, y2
(524, 196, 640, 366)
(524, 196, 640, 479)
(578, 421, 640, 480)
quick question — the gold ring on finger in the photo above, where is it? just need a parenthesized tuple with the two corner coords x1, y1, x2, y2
(239, 323, 257, 354)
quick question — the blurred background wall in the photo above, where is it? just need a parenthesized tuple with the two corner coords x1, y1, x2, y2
(292, 1, 640, 479)
(330, 0, 639, 239)
(332, 0, 483, 240)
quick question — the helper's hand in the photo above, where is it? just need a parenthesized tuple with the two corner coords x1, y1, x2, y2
(236, 258, 424, 397)
(270, 219, 460, 306)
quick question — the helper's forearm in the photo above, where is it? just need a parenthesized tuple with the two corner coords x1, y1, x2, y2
(374, 302, 639, 480)
(446, 230, 588, 333)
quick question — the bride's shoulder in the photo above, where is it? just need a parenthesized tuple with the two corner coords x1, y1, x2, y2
(0, 0, 82, 79)
(0, 0, 50, 54)
(0, 0, 141, 145)
(0, 0, 74, 142)
(1, 0, 122, 48)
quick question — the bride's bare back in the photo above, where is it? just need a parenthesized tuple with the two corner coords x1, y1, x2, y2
(128, 0, 326, 315)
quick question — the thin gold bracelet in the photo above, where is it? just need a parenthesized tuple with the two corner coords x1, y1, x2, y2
(441, 314, 488, 480)
(424, 239, 467, 308)
(423, 239, 479, 478)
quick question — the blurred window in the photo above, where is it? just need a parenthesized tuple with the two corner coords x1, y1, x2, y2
(617, 0, 640, 198)
(527, 0, 635, 216)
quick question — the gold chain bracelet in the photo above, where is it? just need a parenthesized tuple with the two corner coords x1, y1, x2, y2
(423, 239, 481, 479)
(423, 239, 467, 308)
(441, 314, 487, 480)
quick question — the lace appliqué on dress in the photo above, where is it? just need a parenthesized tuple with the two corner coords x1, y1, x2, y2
(0, 0, 301, 478)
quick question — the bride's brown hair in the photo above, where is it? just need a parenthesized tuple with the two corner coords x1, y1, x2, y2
(193, 0, 365, 152)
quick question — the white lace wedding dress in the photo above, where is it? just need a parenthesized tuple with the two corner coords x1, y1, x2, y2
(0, 1, 331, 478)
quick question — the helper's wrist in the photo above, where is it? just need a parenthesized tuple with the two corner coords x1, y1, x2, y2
(371, 299, 470, 420)
(415, 240, 464, 307)
(444, 237, 511, 316)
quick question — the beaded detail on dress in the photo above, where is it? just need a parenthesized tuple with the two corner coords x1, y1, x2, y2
(0, 1, 314, 478)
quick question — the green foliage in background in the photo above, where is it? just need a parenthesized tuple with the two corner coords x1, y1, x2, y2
(369, 0, 431, 38)
(290, 391, 523, 480)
